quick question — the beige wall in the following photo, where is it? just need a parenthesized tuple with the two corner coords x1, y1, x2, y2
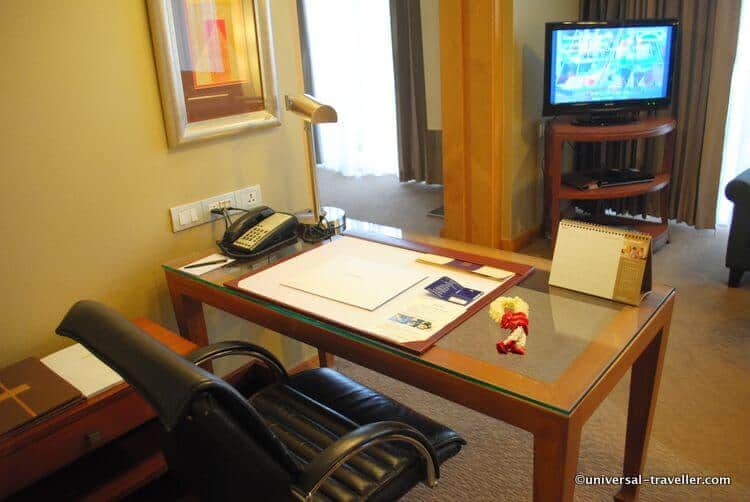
(0, 0, 317, 367)
(506, 0, 578, 238)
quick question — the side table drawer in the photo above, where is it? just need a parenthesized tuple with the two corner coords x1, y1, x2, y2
(0, 388, 156, 498)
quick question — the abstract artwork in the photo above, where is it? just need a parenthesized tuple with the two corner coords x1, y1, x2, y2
(184, 0, 257, 89)
(148, 0, 279, 147)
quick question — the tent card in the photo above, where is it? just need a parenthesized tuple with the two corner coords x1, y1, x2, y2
(549, 220, 652, 306)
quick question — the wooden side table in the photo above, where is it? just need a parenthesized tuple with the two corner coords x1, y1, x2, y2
(0, 319, 195, 500)
(544, 117, 676, 248)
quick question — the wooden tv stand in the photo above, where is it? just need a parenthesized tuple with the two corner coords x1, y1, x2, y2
(544, 117, 676, 249)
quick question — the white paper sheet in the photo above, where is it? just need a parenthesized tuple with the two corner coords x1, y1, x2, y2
(281, 256, 428, 311)
(41, 344, 123, 398)
(179, 254, 235, 276)
(417, 253, 454, 265)
(474, 266, 515, 280)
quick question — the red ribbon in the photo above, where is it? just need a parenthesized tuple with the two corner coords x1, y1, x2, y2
(496, 339, 526, 355)
(499, 311, 529, 334)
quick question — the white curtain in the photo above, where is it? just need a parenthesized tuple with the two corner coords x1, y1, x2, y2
(303, 0, 399, 177)
(717, 0, 750, 226)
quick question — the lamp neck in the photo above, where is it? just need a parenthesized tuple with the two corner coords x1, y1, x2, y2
(303, 122, 321, 222)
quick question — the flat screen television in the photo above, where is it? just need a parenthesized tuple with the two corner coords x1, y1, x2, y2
(543, 20, 679, 124)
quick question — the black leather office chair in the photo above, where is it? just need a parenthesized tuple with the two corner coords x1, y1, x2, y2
(56, 301, 465, 501)
(726, 168, 750, 287)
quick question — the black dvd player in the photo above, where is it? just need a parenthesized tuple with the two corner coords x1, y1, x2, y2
(563, 169, 655, 190)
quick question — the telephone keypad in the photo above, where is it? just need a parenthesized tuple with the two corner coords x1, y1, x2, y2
(232, 213, 294, 251)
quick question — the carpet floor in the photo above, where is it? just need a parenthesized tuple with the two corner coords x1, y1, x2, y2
(330, 223, 750, 501)
(316, 169, 444, 237)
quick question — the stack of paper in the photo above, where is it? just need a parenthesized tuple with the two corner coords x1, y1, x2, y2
(41, 344, 123, 399)
(179, 253, 235, 276)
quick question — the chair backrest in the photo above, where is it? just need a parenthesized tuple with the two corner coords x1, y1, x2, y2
(56, 301, 299, 500)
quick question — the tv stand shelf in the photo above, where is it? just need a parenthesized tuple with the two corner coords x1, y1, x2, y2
(549, 117, 676, 142)
(559, 173, 671, 200)
(545, 117, 676, 249)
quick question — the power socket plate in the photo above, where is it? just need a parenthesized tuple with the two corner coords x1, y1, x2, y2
(201, 192, 237, 221)
(234, 185, 262, 210)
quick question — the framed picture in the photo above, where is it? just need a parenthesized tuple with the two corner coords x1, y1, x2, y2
(147, 0, 280, 147)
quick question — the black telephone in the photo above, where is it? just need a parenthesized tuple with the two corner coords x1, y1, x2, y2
(217, 206, 298, 259)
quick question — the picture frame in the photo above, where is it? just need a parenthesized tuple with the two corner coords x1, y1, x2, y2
(147, 0, 280, 147)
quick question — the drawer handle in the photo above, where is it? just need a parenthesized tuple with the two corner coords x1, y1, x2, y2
(86, 431, 102, 446)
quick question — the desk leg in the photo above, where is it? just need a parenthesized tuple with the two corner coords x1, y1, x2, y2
(533, 420, 582, 502)
(167, 280, 209, 347)
(615, 328, 669, 502)
(318, 351, 335, 368)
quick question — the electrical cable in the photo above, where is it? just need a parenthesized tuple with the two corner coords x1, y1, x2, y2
(210, 207, 249, 232)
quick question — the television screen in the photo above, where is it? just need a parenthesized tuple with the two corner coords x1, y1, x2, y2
(548, 24, 675, 107)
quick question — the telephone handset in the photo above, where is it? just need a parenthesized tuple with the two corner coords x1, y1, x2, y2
(218, 206, 298, 259)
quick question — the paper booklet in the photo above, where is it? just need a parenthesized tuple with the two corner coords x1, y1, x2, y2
(0, 358, 84, 435)
(549, 220, 652, 306)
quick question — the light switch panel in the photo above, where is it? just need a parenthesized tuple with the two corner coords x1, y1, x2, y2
(170, 201, 204, 232)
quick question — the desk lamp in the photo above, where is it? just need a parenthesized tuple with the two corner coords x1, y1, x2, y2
(285, 94, 346, 240)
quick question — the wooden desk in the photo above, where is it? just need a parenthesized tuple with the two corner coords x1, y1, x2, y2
(164, 232, 675, 501)
(0, 319, 195, 500)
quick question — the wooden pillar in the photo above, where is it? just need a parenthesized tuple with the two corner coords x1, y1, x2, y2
(440, 0, 513, 248)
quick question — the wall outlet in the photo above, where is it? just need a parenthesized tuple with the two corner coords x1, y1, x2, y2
(201, 192, 237, 221)
(234, 185, 262, 210)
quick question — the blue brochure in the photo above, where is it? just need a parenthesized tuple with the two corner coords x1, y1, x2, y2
(424, 276, 483, 306)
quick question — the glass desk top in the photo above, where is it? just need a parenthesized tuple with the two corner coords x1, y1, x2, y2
(164, 235, 673, 416)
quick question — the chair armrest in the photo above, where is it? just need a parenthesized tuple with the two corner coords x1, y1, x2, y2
(186, 340, 288, 382)
(291, 421, 439, 501)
